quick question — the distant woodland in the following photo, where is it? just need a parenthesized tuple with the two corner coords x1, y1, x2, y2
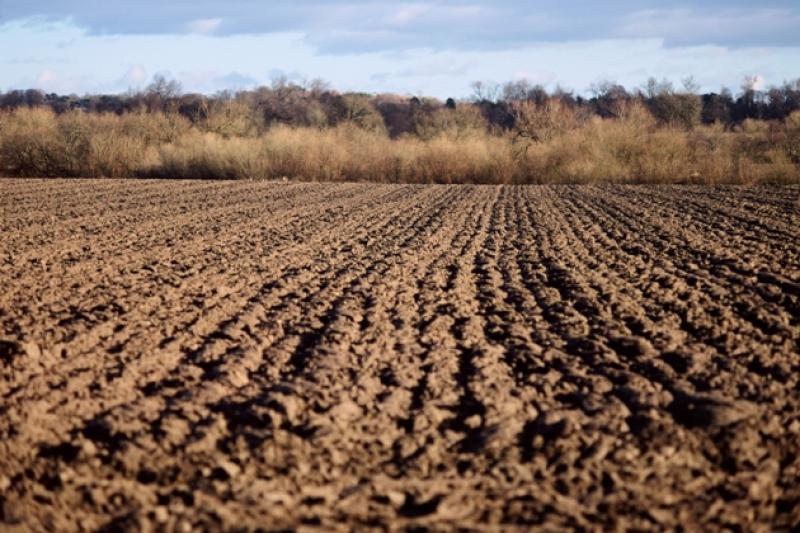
(1, 76, 798, 183)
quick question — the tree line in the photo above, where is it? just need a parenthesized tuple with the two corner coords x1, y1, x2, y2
(2, 75, 799, 138)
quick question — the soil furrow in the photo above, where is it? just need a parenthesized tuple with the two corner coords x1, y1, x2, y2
(1, 180, 798, 531)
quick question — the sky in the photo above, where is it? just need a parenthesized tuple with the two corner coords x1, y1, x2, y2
(0, 1, 798, 98)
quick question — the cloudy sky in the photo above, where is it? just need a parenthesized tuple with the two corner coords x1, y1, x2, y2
(0, 1, 798, 98)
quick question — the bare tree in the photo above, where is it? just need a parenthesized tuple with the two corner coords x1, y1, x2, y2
(470, 81, 500, 103)
(143, 74, 182, 112)
(742, 75, 761, 93)
(681, 76, 700, 94)
(511, 99, 583, 149)
(146, 74, 182, 99)
(642, 77, 673, 99)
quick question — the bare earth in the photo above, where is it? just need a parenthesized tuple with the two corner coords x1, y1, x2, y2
(1, 179, 799, 531)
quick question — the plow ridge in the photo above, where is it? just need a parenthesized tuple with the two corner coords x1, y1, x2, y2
(0, 179, 798, 530)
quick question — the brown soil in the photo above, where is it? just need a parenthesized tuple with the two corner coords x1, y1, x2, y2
(1, 179, 799, 531)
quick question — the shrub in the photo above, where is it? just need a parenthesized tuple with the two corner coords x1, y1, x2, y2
(0, 108, 179, 177)
(512, 99, 584, 143)
(0, 107, 64, 176)
(413, 105, 488, 141)
(153, 132, 269, 180)
(784, 111, 800, 165)
(648, 93, 702, 129)
(1, 98, 798, 183)
(202, 99, 264, 138)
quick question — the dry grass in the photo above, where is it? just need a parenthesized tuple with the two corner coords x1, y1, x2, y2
(0, 108, 183, 177)
(1, 106, 798, 183)
(151, 124, 515, 183)
(515, 105, 800, 184)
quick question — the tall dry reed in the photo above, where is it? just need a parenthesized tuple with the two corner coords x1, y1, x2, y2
(1, 105, 798, 183)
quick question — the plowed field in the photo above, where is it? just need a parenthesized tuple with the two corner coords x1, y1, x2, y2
(1, 179, 799, 531)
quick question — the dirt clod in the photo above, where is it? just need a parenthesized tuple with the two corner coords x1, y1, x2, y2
(0, 340, 20, 366)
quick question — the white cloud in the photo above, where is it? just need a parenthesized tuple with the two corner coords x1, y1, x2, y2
(384, 4, 432, 26)
(2, 16, 799, 98)
(34, 69, 58, 88)
(618, 8, 800, 46)
(185, 18, 222, 35)
(397, 58, 475, 78)
(744, 74, 766, 91)
(512, 70, 557, 86)
(121, 64, 148, 85)
(30, 68, 88, 93)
